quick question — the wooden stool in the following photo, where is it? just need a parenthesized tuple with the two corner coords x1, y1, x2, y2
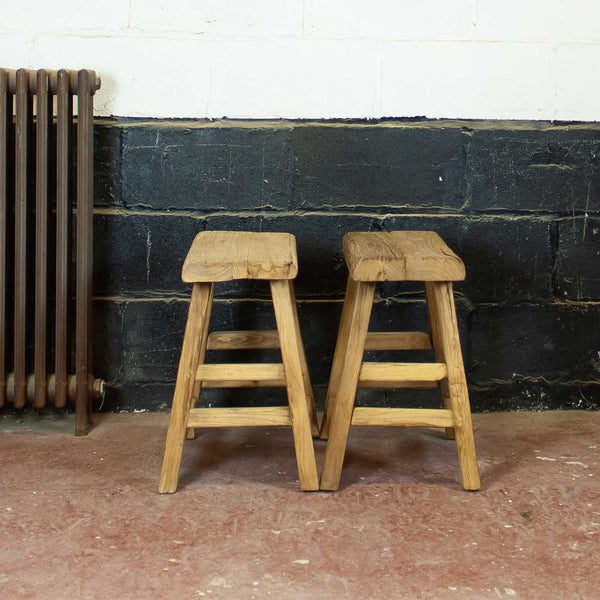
(320, 231, 481, 491)
(159, 231, 319, 492)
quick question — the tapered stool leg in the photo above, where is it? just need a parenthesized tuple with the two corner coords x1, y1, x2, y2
(428, 282, 480, 491)
(320, 278, 357, 440)
(271, 280, 319, 491)
(159, 282, 214, 493)
(320, 279, 375, 491)
(288, 282, 319, 437)
(426, 282, 455, 440)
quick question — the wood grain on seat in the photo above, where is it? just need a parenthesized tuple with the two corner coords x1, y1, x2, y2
(343, 231, 465, 282)
(182, 231, 298, 282)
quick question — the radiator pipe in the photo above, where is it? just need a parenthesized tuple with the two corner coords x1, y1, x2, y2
(4, 373, 104, 405)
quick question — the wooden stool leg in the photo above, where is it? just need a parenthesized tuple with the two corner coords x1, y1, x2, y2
(320, 278, 355, 440)
(186, 279, 215, 441)
(159, 282, 214, 493)
(428, 282, 480, 491)
(320, 279, 375, 491)
(425, 282, 455, 440)
(288, 282, 319, 437)
(271, 279, 319, 491)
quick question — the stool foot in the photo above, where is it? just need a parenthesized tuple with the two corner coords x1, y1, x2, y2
(159, 283, 213, 494)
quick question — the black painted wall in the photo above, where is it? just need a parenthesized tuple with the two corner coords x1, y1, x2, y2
(92, 119, 600, 413)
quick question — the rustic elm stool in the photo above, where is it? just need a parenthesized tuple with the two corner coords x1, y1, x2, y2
(319, 231, 481, 491)
(159, 231, 319, 492)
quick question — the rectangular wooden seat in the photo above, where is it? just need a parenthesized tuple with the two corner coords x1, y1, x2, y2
(343, 231, 466, 282)
(182, 231, 298, 282)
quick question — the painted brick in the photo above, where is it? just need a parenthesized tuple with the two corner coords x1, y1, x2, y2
(0, 34, 35, 70)
(470, 304, 600, 383)
(381, 41, 555, 120)
(93, 213, 203, 296)
(555, 217, 600, 300)
(29, 35, 212, 118)
(469, 127, 600, 214)
(121, 125, 294, 211)
(207, 40, 379, 119)
(130, 0, 303, 37)
(556, 44, 600, 122)
(0, 0, 128, 32)
(304, 0, 476, 40)
(476, 0, 600, 44)
(294, 126, 468, 211)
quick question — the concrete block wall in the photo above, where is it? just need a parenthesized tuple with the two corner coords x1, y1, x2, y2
(92, 119, 600, 413)
(1, 0, 600, 120)
(2, 2, 600, 413)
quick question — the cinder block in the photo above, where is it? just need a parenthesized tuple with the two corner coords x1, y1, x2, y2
(130, 0, 303, 37)
(121, 125, 294, 211)
(556, 217, 600, 300)
(381, 41, 555, 120)
(92, 299, 124, 383)
(294, 126, 468, 211)
(94, 124, 122, 206)
(469, 127, 600, 214)
(470, 303, 600, 383)
(304, 0, 476, 40)
(93, 213, 203, 296)
(382, 215, 554, 303)
(120, 299, 189, 383)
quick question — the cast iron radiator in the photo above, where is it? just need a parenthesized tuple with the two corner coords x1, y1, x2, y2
(0, 68, 104, 435)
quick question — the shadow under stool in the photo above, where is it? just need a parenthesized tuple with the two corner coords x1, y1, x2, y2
(159, 231, 319, 492)
(319, 231, 481, 491)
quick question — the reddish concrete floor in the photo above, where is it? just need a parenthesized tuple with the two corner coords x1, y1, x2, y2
(0, 411, 598, 600)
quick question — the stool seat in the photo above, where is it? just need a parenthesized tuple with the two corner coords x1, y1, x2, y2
(343, 231, 465, 282)
(183, 231, 298, 282)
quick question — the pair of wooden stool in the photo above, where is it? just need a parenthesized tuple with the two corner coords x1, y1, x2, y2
(159, 230, 480, 493)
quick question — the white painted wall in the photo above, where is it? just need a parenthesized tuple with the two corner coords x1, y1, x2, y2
(1, 0, 599, 121)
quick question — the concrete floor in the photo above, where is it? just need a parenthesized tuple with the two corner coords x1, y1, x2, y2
(0, 411, 598, 600)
